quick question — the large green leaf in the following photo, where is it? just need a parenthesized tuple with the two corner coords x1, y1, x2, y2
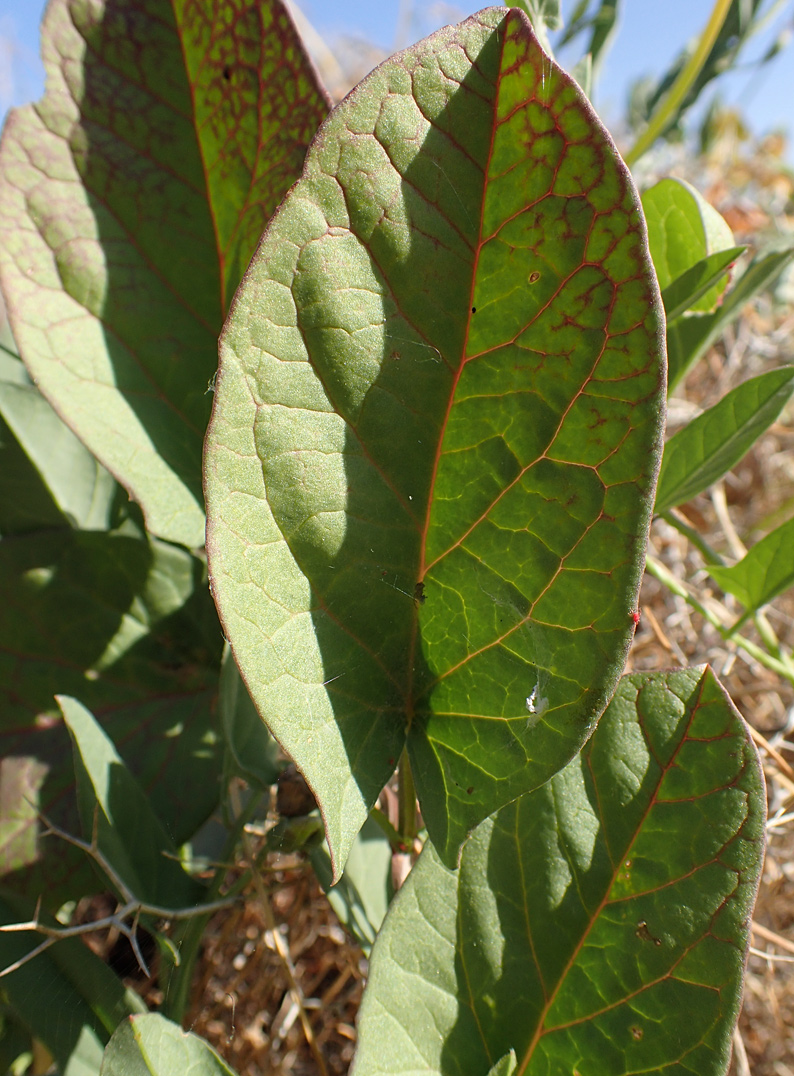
(101, 1014, 238, 1076)
(0, 528, 222, 903)
(353, 666, 765, 1076)
(656, 366, 794, 514)
(0, 0, 329, 547)
(206, 7, 665, 872)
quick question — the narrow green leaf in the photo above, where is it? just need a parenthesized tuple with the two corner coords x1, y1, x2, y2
(352, 666, 765, 1076)
(0, 0, 329, 546)
(660, 246, 743, 321)
(61, 696, 202, 909)
(310, 814, 394, 955)
(0, 529, 221, 903)
(206, 8, 665, 872)
(642, 177, 734, 313)
(0, 894, 145, 1074)
(667, 244, 794, 391)
(709, 515, 794, 617)
(219, 644, 281, 791)
(101, 1014, 238, 1076)
(0, 374, 116, 532)
(656, 366, 794, 514)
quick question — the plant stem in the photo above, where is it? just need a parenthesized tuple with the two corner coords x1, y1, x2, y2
(661, 509, 725, 567)
(661, 511, 794, 680)
(646, 555, 794, 685)
(625, 0, 733, 166)
(161, 786, 264, 1024)
(397, 747, 417, 846)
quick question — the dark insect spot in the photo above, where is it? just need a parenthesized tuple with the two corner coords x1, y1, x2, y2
(630, 1026, 643, 1041)
(466, 786, 474, 795)
(529, 271, 541, 284)
(414, 582, 426, 605)
(635, 920, 661, 946)
(223, 65, 232, 80)
(471, 306, 477, 313)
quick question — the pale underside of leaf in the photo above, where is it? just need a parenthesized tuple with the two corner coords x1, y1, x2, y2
(206, 5, 666, 874)
(0, 0, 329, 546)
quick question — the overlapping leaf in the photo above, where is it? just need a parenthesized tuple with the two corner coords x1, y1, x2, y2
(206, 7, 666, 870)
(0, 0, 329, 546)
(353, 667, 765, 1076)
(0, 528, 221, 903)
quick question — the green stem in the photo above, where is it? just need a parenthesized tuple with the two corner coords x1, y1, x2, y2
(397, 747, 417, 846)
(661, 511, 794, 679)
(625, 0, 733, 166)
(646, 556, 794, 685)
(661, 509, 726, 567)
(161, 787, 265, 1024)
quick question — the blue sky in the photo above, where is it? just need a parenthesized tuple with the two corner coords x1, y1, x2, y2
(1, 0, 792, 156)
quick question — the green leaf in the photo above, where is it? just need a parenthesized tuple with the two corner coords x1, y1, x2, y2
(61, 696, 203, 909)
(219, 643, 281, 791)
(101, 1014, 238, 1076)
(667, 244, 794, 391)
(660, 246, 744, 322)
(352, 666, 765, 1076)
(709, 514, 794, 618)
(310, 814, 394, 955)
(642, 177, 734, 313)
(0, 366, 117, 533)
(656, 366, 794, 514)
(205, 8, 665, 873)
(0, 893, 145, 1075)
(0, 529, 222, 904)
(0, 0, 329, 547)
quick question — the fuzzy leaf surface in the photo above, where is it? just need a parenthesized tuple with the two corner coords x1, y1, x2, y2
(0, 0, 329, 546)
(353, 667, 765, 1076)
(206, 6, 665, 871)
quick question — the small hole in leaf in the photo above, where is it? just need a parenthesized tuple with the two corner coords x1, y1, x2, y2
(529, 271, 541, 284)
(471, 306, 476, 313)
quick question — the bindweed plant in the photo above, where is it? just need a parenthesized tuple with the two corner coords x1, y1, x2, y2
(0, 1, 792, 1073)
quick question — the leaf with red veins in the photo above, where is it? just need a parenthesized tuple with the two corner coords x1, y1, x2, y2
(205, 7, 666, 874)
